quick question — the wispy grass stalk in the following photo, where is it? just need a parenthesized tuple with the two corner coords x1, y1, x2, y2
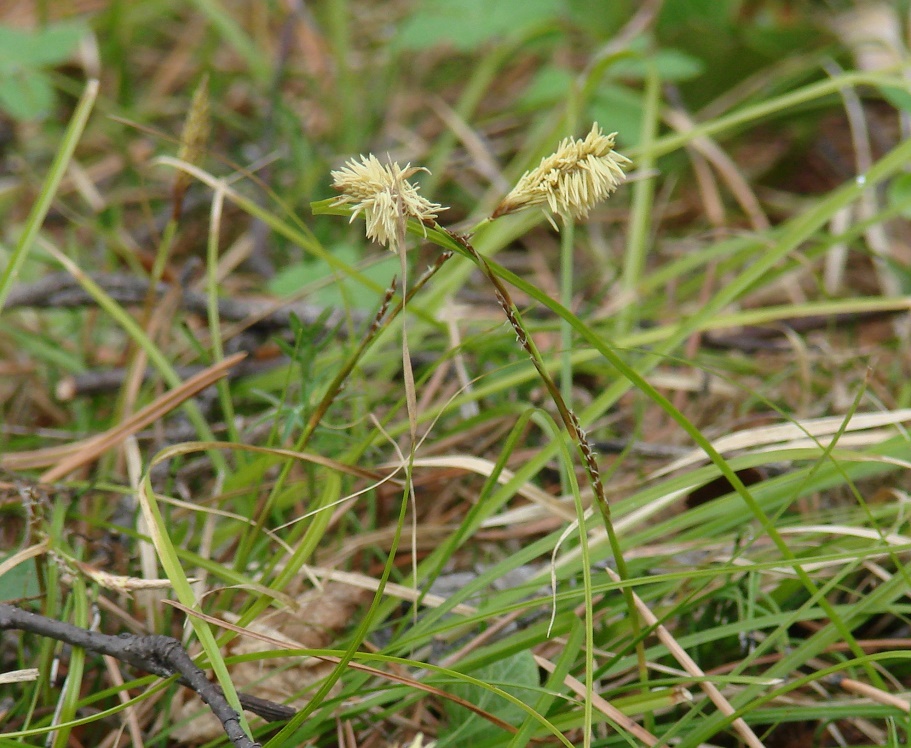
(260, 455, 413, 747)
(137, 470, 252, 738)
(224, 254, 453, 639)
(206, 186, 241, 447)
(441, 225, 642, 664)
(325, 0, 357, 150)
(540, 413, 596, 747)
(559, 220, 575, 410)
(40, 242, 227, 474)
(0, 79, 98, 312)
(618, 64, 660, 334)
(49, 576, 87, 748)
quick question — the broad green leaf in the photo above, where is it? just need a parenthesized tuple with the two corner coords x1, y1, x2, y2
(268, 244, 398, 310)
(0, 22, 86, 69)
(0, 68, 56, 120)
(743, 25, 827, 58)
(394, 0, 564, 52)
(566, 0, 633, 39)
(879, 85, 911, 114)
(0, 556, 41, 602)
(658, 0, 741, 33)
(441, 650, 540, 745)
(589, 83, 644, 148)
(609, 48, 705, 82)
(515, 66, 574, 112)
(0, 21, 87, 120)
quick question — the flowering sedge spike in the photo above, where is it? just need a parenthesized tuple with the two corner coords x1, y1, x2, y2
(331, 154, 446, 249)
(172, 74, 211, 220)
(402, 736, 435, 748)
(493, 123, 631, 226)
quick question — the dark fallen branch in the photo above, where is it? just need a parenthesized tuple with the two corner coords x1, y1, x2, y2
(702, 309, 905, 352)
(3, 272, 365, 331)
(55, 357, 286, 400)
(0, 603, 295, 748)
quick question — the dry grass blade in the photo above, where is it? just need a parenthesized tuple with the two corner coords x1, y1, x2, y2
(0, 352, 246, 480)
(663, 106, 770, 231)
(301, 565, 477, 616)
(0, 669, 39, 685)
(165, 600, 532, 738)
(403, 455, 576, 522)
(604, 568, 765, 748)
(654, 409, 911, 477)
(534, 655, 660, 746)
(0, 541, 48, 580)
(833, 676, 911, 712)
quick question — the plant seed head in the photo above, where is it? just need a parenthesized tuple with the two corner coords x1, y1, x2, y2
(493, 123, 631, 225)
(330, 154, 446, 249)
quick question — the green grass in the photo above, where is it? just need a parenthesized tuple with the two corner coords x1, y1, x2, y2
(3, 2, 911, 747)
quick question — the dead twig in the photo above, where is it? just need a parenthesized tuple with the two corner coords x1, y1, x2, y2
(702, 308, 906, 352)
(0, 603, 295, 747)
(55, 357, 284, 400)
(0, 352, 246, 480)
(3, 272, 365, 331)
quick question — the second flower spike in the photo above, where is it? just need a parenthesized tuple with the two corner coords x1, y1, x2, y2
(493, 123, 631, 225)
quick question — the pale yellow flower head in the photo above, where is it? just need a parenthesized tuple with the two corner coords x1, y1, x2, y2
(493, 123, 631, 225)
(331, 154, 446, 248)
(399, 735, 435, 748)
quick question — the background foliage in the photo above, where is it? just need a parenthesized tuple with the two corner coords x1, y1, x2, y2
(3, 1, 911, 746)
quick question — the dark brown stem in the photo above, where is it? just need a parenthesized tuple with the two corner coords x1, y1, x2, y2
(440, 225, 651, 712)
(440, 229, 611, 524)
(55, 358, 286, 400)
(4, 272, 364, 332)
(0, 603, 295, 747)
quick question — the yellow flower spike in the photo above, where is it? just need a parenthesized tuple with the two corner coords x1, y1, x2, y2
(172, 74, 211, 220)
(330, 154, 446, 249)
(493, 122, 631, 226)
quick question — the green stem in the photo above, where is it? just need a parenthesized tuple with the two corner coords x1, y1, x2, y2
(248, 254, 452, 601)
(443, 226, 642, 665)
(559, 220, 575, 503)
(619, 63, 659, 334)
(0, 79, 98, 313)
(325, 0, 356, 150)
(559, 220, 575, 409)
(207, 188, 240, 448)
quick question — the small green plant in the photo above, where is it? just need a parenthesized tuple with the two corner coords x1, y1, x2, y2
(321, 122, 634, 748)
(0, 21, 87, 121)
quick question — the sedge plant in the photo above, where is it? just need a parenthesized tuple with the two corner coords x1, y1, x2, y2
(323, 123, 636, 747)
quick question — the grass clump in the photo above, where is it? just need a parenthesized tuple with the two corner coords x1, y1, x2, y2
(3, 2, 911, 747)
